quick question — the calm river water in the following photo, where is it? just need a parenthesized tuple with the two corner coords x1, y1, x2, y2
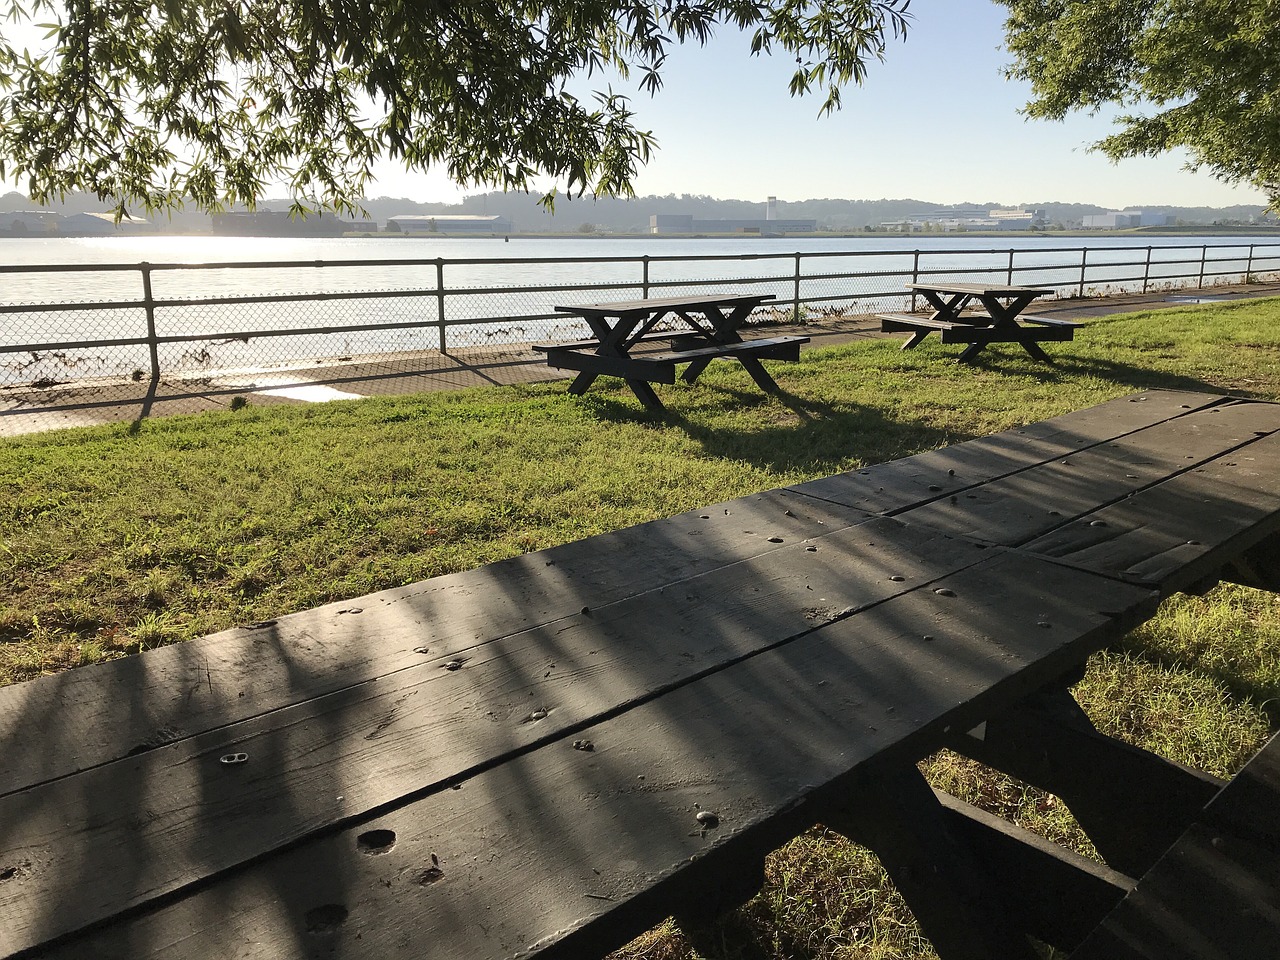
(2, 233, 1277, 384)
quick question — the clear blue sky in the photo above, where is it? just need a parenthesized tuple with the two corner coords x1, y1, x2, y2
(378, 0, 1268, 210)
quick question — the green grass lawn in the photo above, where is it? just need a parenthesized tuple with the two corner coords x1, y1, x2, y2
(4, 297, 1280, 958)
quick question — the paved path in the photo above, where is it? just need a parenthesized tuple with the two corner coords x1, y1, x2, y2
(3, 282, 1279, 436)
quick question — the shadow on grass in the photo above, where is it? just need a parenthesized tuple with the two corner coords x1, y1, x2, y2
(952, 350, 1236, 395)
(580, 347, 1233, 475)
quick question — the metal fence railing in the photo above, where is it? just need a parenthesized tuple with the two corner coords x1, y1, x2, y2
(3, 240, 1279, 431)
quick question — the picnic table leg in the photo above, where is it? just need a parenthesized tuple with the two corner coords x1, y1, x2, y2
(737, 356, 782, 394)
(567, 371, 599, 396)
(677, 304, 783, 394)
(900, 291, 968, 351)
(824, 764, 1040, 960)
(676, 305, 731, 383)
(965, 294, 1054, 364)
(626, 379, 665, 411)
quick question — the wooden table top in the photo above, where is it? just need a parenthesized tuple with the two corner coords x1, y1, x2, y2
(907, 282, 1055, 297)
(4, 389, 1279, 960)
(554, 292, 776, 315)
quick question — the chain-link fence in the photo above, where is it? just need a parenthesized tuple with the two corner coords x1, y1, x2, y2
(3, 241, 1278, 432)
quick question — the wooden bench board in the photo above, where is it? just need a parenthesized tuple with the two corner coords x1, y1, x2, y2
(1020, 315, 1081, 328)
(651, 335, 808, 364)
(1069, 733, 1280, 960)
(788, 391, 1229, 517)
(950, 312, 1081, 329)
(539, 348, 679, 383)
(0, 516, 994, 953)
(894, 401, 1280, 552)
(532, 331, 687, 352)
(34, 553, 1156, 960)
(554, 293, 775, 319)
(0, 491, 870, 797)
(878, 313, 959, 331)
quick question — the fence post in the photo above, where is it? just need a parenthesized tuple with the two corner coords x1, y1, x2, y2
(911, 250, 921, 311)
(1247, 244, 1256, 282)
(141, 262, 160, 390)
(435, 258, 447, 352)
(1198, 245, 1207, 289)
(1078, 247, 1088, 298)
(642, 256, 650, 299)
(793, 252, 802, 322)
(1143, 246, 1153, 294)
(1006, 248, 1015, 286)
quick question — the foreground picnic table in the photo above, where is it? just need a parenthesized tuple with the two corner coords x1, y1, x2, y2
(535, 293, 808, 410)
(879, 281, 1078, 362)
(4, 389, 1280, 959)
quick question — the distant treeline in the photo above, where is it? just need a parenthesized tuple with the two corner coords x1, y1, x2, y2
(0, 189, 1269, 234)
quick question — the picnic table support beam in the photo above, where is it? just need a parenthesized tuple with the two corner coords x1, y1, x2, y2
(934, 790, 1134, 952)
(946, 686, 1224, 878)
(823, 764, 1041, 960)
(1219, 531, 1280, 592)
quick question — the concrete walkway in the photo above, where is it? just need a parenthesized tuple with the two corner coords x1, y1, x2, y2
(4, 281, 1279, 436)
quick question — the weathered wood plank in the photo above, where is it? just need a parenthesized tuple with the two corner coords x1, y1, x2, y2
(1203, 731, 1280, 848)
(1068, 823, 1280, 960)
(32, 554, 1156, 960)
(878, 314, 960, 332)
(897, 401, 1280, 549)
(654, 335, 807, 364)
(0, 517, 993, 955)
(540, 348, 679, 383)
(1069, 731, 1280, 959)
(0, 491, 869, 797)
(555, 294, 774, 315)
(907, 282, 1053, 297)
(788, 390, 1228, 516)
(1021, 430, 1280, 594)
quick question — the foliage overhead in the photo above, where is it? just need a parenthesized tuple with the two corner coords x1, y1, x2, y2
(0, 0, 911, 215)
(996, 0, 1280, 209)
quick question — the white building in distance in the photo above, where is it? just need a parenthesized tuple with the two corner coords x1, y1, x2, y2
(1082, 211, 1175, 229)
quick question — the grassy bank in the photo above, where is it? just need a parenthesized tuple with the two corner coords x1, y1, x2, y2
(4, 297, 1280, 958)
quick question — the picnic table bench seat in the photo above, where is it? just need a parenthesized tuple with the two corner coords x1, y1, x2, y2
(1068, 729, 1280, 959)
(4, 389, 1280, 960)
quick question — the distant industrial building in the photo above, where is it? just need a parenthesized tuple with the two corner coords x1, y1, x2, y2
(649, 213, 816, 235)
(0, 209, 154, 236)
(1, 210, 61, 235)
(649, 196, 815, 235)
(387, 215, 512, 235)
(61, 212, 154, 235)
(1082, 211, 1175, 229)
(211, 211, 353, 236)
(881, 207, 1047, 232)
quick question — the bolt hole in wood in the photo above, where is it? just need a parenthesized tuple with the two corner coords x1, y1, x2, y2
(305, 904, 349, 934)
(357, 829, 397, 855)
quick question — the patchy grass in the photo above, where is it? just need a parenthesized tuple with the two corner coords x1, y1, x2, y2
(3, 296, 1280, 958)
